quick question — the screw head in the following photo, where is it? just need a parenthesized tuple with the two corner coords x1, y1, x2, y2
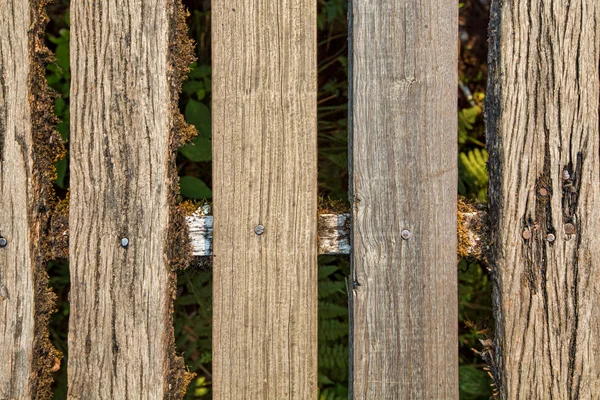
(401, 229, 411, 240)
(254, 225, 265, 235)
(120, 237, 129, 248)
(0, 237, 7, 248)
(546, 233, 556, 243)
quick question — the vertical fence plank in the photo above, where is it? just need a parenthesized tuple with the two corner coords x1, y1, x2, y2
(349, 0, 458, 398)
(0, 1, 63, 397)
(212, 1, 318, 398)
(68, 0, 194, 397)
(486, 1, 600, 398)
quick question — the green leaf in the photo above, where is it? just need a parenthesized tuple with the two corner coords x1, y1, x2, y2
(185, 99, 211, 137)
(189, 64, 211, 79)
(182, 80, 204, 95)
(179, 176, 211, 199)
(54, 157, 68, 189)
(179, 137, 212, 162)
(459, 366, 493, 398)
(55, 43, 70, 73)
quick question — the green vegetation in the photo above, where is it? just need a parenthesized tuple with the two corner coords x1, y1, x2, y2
(44, 0, 493, 398)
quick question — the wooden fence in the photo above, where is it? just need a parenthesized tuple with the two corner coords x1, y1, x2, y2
(0, 0, 598, 399)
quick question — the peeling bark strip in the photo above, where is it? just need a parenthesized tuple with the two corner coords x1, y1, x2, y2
(486, 0, 600, 397)
(68, 0, 194, 398)
(212, 1, 318, 398)
(0, 0, 64, 398)
(349, 0, 458, 398)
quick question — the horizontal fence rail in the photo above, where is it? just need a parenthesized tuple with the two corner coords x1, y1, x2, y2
(48, 209, 486, 257)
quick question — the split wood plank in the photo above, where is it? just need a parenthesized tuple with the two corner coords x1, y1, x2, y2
(349, 0, 459, 398)
(212, 0, 318, 398)
(68, 1, 191, 397)
(486, 1, 600, 397)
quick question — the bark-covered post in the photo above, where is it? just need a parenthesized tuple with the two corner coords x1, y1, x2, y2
(68, 1, 195, 397)
(486, 1, 600, 397)
(0, 1, 64, 397)
(349, 0, 458, 398)
(212, 0, 318, 398)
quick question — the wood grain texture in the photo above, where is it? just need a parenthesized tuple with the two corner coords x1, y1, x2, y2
(349, 0, 458, 398)
(0, 1, 63, 397)
(486, 0, 600, 397)
(0, 3, 35, 397)
(212, 1, 318, 398)
(68, 1, 191, 397)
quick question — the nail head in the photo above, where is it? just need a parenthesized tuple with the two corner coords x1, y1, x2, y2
(254, 225, 265, 235)
(522, 229, 532, 240)
(0, 237, 7, 248)
(564, 223, 577, 235)
(401, 229, 411, 240)
(546, 233, 556, 243)
(121, 237, 129, 248)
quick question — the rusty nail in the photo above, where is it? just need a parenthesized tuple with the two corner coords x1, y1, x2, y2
(538, 187, 548, 197)
(564, 223, 577, 235)
(0, 237, 7, 248)
(254, 225, 265, 235)
(522, 229, 532, 240)
(401, 229, 411, 240)
(121, 237, 129, 248)
(546, 233, 556, 243)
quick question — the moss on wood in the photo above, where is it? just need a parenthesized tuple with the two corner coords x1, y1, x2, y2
(165, 0, 197, 396)
(28, 0, 66, 397)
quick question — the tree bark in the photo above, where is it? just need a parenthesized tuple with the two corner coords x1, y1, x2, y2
(486, 0, 600, 397)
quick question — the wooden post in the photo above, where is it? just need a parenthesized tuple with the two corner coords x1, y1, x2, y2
(349, 0, 458, 398)
(68, 0, 194, 397)
(212, 1, 318, 398)
(486, 1, 600, 397)
(0, 1, 63, 397)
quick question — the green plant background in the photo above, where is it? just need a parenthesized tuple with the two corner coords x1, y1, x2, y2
(45, 1, 493, 398)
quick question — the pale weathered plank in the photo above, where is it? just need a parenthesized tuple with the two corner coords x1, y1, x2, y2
(349, 0, 458, 398)
(0, 1, 63, 397)
(68, 0, 193, 397)
(486, 1, 600, 397)
(212, 0, 318, 398)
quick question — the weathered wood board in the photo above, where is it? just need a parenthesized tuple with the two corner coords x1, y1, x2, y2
(486, 1, 600, 397)
(349, 0, 458, 398)
(212, 0, 318, 398)
(0, 1, 63, 397)
(68, 0, 193, 397)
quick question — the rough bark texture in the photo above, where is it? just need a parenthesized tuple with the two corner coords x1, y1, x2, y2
(486, 0, 600, 397)
(0, 0, 64, 398)
(349, 0, 458, 398)
(212, 1, 318, 398)
(68, 0, 194, 398)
